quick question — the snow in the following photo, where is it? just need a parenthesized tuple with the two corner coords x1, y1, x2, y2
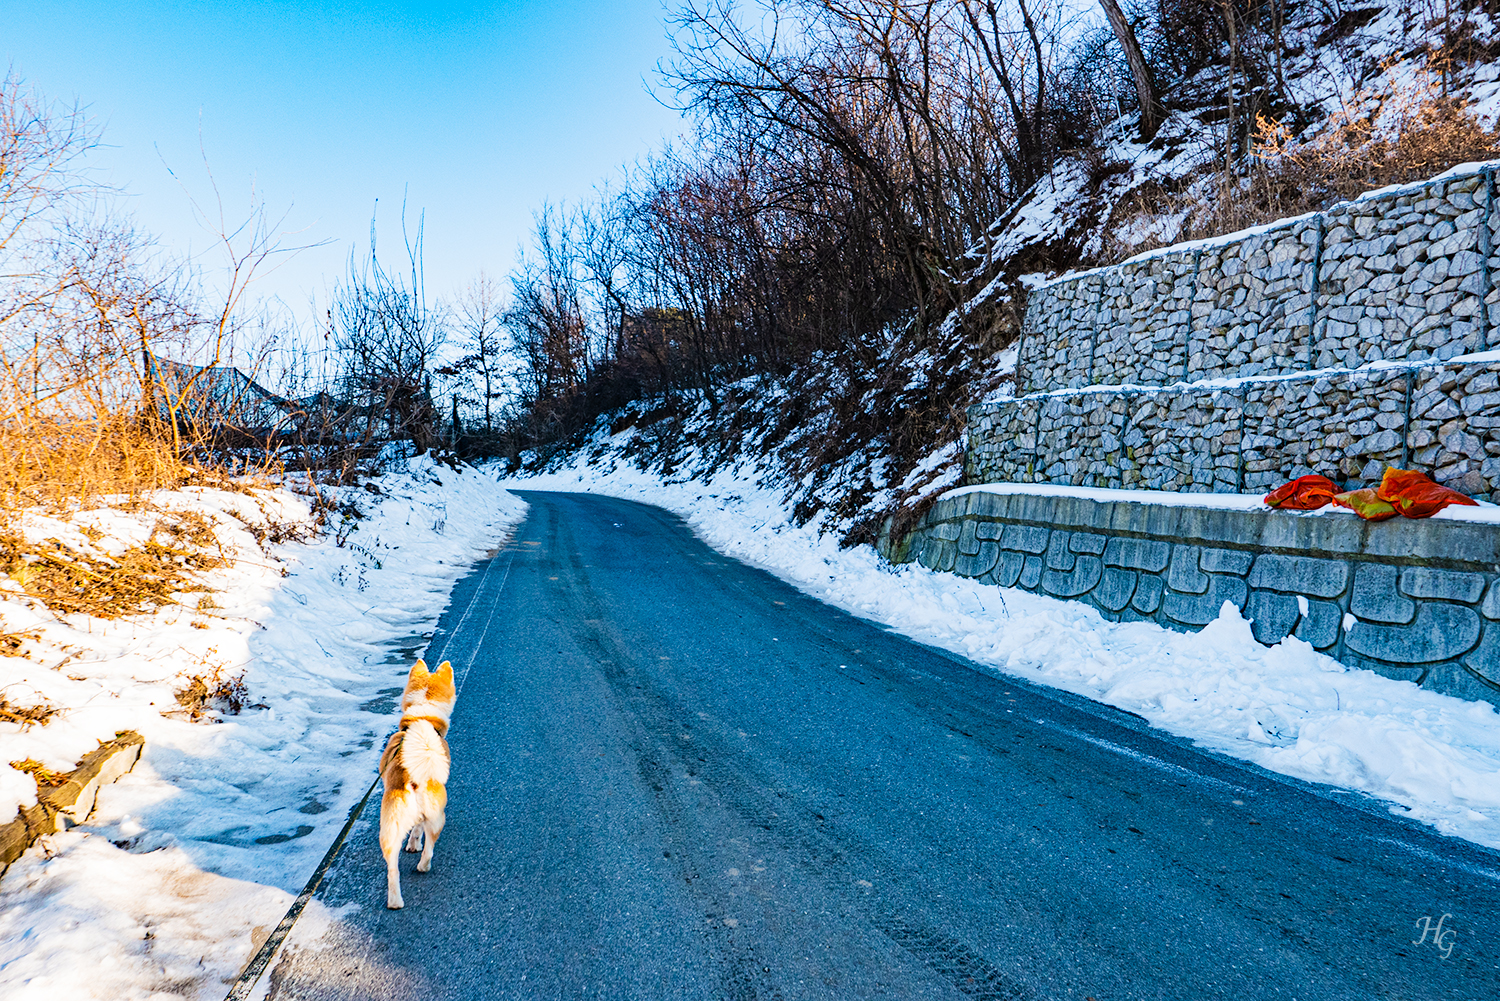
(1032, 154, 1500, 291)
(512, 448, 1500, 854)
(0, 455, 527, 1000)
(938, 481, 1274, 511)
(972, 0, 1500, 283)
(6, 431, 1498, 998)
(999, 348, 1500, 403)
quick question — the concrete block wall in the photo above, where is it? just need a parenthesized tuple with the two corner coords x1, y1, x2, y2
(882, 492, 1500, 707)
(1018, 166, 1500, 395)
(952, 166, 1500, 707)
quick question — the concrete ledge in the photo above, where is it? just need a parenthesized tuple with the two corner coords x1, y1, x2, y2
(928, 490, 1500, 570)
(882, 490, 1500, 706)
(0, 730, 144, 876)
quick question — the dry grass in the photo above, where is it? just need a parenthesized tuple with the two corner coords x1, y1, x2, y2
(0, 692, 59, 729)
(1258, 65, 1499, 194)
(1111, 64, 1500, 259)
(173, 669, 250, 721)
(0, 630, 32, 657)
(9, 756, 65, 786)
(0, 416, 195, 515)
(0, 511, 227, 620)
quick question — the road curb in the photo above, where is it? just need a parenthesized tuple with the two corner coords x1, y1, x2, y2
(225, 772, 380, 1001)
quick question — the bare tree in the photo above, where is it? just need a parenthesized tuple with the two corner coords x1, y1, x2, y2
(330, 209, 446, 455)
(504, 204, 592, 406)
(1097, 0, 1164, 139)
(453, 272, 507, 434)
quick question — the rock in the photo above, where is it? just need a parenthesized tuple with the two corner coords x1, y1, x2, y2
(1001, 524, 1051, 554)
(954, 541, 1001, 579)
(1132, 574, 1164, 614)
(1400, 568, 1487, 604)
(1163, 575, 1248, 627)
(1345, 603, 1482, 663)
(1093, 568, 1138, 612)
(1248, 555, 1350, 599)
(1199, 548, 1254, 575)
(1042, 556, 1104, 598)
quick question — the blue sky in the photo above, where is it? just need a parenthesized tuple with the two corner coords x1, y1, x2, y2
(5, 0, 687, 312)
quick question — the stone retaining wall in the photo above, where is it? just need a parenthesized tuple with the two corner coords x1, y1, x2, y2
(882, 492, 1500, 706)
(1019, 168, 1498, 394)
(969, 355, 1500, 501)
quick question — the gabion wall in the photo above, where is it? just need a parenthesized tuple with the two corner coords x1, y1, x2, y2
(1017, 169, 1497, 394)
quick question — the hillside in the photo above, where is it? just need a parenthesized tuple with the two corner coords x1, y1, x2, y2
(509, 0, 1500, 540)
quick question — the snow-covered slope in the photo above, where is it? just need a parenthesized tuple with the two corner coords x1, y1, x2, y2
(0, 456, 525, 1000)
(978, 1, 1500, 284)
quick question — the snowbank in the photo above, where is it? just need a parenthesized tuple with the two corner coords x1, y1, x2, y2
(0, 456, 526, 1000)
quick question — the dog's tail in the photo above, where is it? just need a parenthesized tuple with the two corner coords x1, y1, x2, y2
(396, 718, 450, 788)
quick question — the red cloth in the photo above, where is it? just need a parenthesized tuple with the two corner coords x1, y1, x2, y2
(1375, 468, 1478, 518)
(1264, 474, 1338, 510)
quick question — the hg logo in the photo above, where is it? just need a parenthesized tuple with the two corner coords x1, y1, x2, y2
(1412, 913, 1456, 959)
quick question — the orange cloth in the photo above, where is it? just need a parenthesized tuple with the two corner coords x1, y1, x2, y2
(1264, 474, 1338, 510)
(1331, 488, 1398, 521)
(1374, 467, 1478, 518)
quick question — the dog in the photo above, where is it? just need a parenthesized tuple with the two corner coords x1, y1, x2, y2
(379, 658, 456, 909)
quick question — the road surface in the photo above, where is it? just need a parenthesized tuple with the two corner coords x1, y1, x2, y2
(265, 490, 1500, 1000)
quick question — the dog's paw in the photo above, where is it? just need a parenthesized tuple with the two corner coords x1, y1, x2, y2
(416, 859, 432, 873)
(387, 896, 405, 910)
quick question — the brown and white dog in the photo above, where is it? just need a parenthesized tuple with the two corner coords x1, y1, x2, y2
(379, 658, 456, 909)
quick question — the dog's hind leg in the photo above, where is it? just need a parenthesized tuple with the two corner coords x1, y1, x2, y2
(416, 809, 445, 873)
(380, 792, 416, 909)
(405, 827, 423, 853)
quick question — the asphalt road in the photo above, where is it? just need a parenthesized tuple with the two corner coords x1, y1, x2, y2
(265, 490, 1500, 1000)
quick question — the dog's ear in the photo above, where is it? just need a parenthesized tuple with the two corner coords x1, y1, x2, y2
(430, 661, 456, 700)
(407, 659, 430, 684)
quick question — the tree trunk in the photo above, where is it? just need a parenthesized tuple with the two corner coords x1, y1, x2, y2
(1098, 0, 1164, 141)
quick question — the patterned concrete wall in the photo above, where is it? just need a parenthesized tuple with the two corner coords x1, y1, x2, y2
(968, 357, 1500, 503)
(883, 491, 1500, 706)
(1018, 167, 1500, 394)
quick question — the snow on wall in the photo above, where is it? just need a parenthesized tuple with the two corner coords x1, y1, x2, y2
(1018, 169, 1499, 395)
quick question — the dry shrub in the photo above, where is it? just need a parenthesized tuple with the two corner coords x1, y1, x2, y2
(1244, 65, 1500, 216)
(0, 692, 59, 729)
(0, 630, 32, 656)
(1113, 64, 1500, 257)
(0, 512, 226, 619)
(236, 506, 316, 547)
(0, 416, 192, 516)
(173, 669, 250, 721)
(9, 756, 64, 786)
(155, 509, 221, 553)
